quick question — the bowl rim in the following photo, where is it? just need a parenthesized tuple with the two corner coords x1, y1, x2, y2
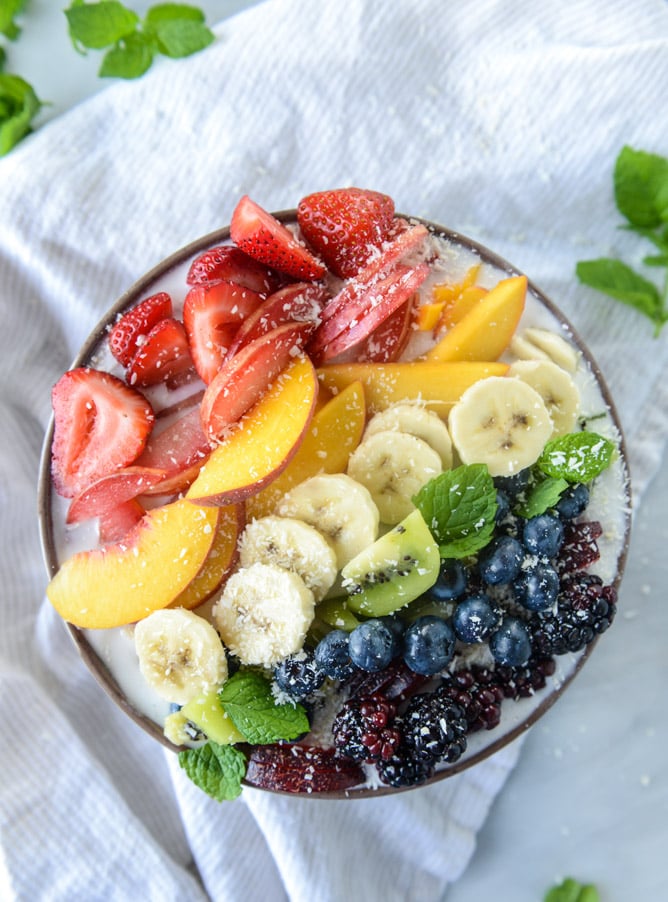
(37, 212, 632, 799)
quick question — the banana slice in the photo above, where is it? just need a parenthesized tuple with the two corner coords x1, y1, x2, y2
(212, 562, 315, 667)
(347, 430, 442, 525)
(277, 473, 379, 568)
(510, 327, 580, 374)
(448, 375, 553, 477)
(363, 403, 453, 468)
(239, 515, 337, 601)
(508, 359, 580, 436)
(134, 608, 228, 706)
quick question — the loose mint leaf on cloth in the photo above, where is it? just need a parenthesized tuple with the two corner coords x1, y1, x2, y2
(413, 463, 497, 559)
(219, 670, 310, 745)
(65, 1, 140, 51)
(544, 876, 600, 902)
(575, 258, 664, 327)
(515, 475, 569, 518)
(145, 3, 207, 26)
(178, 741, 246, 802)
(151, 18, 214, 58)
(0, 73, 42, 157)
(538, 432, 615, 483)
(0, 0, 25, 41)
(99, 32, 155, 78)
(0, 48, 6, 72)
(614, 145, 668, 228)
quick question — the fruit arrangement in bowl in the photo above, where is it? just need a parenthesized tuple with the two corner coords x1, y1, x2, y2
(39, 188, 631, 800)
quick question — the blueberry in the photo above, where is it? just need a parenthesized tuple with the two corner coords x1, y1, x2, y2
(513, 562, 560, 612)
(478, 535, 524, 585)
(489, 616, 532, 666)
(378, 615, 405, 658)
(452, 594, 500, 643)
(495, 489, 510, 523)
(427, 558, 468, 602)
(556, 483, 590, 520)
(349, 620, 395, 672)
(494, 469, 530, 499)
(274, 650, 325, 698)
(403, 615, 456, 676)
(522, 513, 565, 558)
(314, 630, 356, 680)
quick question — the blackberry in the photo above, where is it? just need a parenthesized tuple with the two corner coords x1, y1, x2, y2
(376, 745, 435, 788)
(401, 688, 468, 764)
(332, 693, 401, 762)
(440, 667, 505, 733)
(493, 656, 557, 700)
(531, 573, 617, 656)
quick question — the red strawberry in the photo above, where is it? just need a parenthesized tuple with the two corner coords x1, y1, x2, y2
(358, 297, 414, 363)
(109, 292, 173, 367)
(297, 188, 395, 278)
(245, 744, 365, 794)
(230, 195, 326, 281)
(126, 317, 195, 388)
(186, 245, 282, 294)
(183, 280, 265, 384)
(51, 367, 154, 498)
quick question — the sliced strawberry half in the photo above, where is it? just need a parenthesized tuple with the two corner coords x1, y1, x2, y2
(230, 195, 326, 281)
(183, 280, 265, 384)
(186, 244, 282, 293)
(225, 282, 327, 357)
(297, 187, 395, 278)
(66, 466, 166, 524)
(108, 292, 173, 367)
(126, 317, 195, 388)
(51, 367, 154, 498)
(201, 321, 313, 442)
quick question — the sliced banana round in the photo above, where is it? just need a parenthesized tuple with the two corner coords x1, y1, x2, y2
(363, 403, 453, 468)
(510, 326, 580, 374)
(347, 430, 442, 525)
(239, 515, 337, 601)
(277, 473, 379, 568)
(448, 375, 553, 477)
(212, 561, 315, 667)
(134, 607, 228, 706)
(508, 359, 580, 436)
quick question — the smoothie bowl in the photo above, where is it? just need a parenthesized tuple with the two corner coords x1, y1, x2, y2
(39, 189, 631, 800)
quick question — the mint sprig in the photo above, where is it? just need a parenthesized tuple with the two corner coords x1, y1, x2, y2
(0, 72, 42, 156)
(219, 670, 310, 745)
(544, 876, 600, 902)
(537, 431, 615, 484)
(576, 145, 668, 336)
(514, 474, 569, 519)
(178, 741, 246, 802)
(413, 463, 497, 559)
(0, 0, 26, 41)
(65, 1, 214, 79)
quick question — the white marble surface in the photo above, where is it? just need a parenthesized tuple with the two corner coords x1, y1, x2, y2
(7, 3, 668, 900)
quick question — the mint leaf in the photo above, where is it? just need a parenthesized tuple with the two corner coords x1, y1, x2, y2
(544, 877, 600, 902)
(614, 145, 668, 228)
(413, 464, 497, 559)
(152, 18, 214, 58)
(0, 73, 42, 157)
(538, 432, 615, 484)
(219, 671, 310, 744)
(178, 741, 246, 801)
(515, 475, 569, 518)
(65, 1, 140, 50)
(145, 3, 206, 26)
(576, 258, 663, 325)
(99, 32, 155, 78)
(0, 48, 6, 73)
(0, 0, 25, 40)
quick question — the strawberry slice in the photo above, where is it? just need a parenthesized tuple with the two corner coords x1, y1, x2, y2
(201, 321, 313, 442)
(186, 244, 282, 293)
(109, 292, 173, 367)
(51, 367, 154, 498)
(230, 195, 326, 281)
(183, 280, 265, 384)
(66, 466, 166, 524)
(245, 744, 365, 794)
(126, 317, 195, 388)
(225, 282, 327, 357)
(99, 499, 146, 544)
(297, 187, 395, 278)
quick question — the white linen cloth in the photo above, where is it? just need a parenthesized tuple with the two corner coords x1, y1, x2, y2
(1, 0, 667, 899)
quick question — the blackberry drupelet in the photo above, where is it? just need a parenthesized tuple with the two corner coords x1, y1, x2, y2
(331, 693, 401, 762)
(401, 687, 468, 764)
(376, 741, 435, 788)
(531, 573, 617, 656)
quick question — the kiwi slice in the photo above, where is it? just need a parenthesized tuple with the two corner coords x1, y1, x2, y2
(342, 510, 440, 617)
(181, 690, 245, 745)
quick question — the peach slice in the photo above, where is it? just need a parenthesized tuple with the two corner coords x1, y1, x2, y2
(171, 504, 244, 610)
(187, 355, 318, 505)
(438, 285, 488, 328)
(425, 275, 527, 363)
(317, 361, 509, 415)
(46, 498, 220, 629)
(246, 380, 366, 519)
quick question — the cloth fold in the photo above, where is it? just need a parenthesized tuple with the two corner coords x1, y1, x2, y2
(1, 1, 667, 899)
